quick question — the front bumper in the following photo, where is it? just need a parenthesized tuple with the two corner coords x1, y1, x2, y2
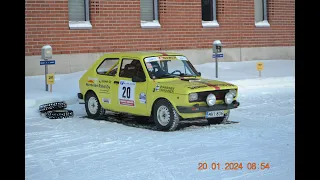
(176, 100, 240, 113)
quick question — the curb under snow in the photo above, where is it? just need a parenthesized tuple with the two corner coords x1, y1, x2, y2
(25, 76, 294, 109)
(25, 93, 78, 109)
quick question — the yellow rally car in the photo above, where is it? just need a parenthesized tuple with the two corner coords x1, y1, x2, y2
(77, 51, 240, 131)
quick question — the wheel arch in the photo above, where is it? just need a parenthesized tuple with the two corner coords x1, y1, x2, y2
(150, 97, 181, 117)
(84, 89, 95, 99)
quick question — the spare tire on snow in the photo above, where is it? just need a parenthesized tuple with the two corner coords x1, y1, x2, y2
(39, 101, 67, 113)
(45, 109, 74, 119)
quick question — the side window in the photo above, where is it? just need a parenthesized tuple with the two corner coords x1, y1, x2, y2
(119, 59, 145, 79)
(96, 58, 119, 76)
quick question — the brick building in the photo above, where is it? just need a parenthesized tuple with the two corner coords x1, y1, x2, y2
(25, 0, 295, 76)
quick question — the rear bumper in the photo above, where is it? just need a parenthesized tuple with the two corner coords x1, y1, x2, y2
(77, 93, 85, 104)
(77, 93, 83, 99)
(176, 100, 240, 113)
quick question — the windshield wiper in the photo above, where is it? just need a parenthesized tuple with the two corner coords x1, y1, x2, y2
(155, 74, 178, 79)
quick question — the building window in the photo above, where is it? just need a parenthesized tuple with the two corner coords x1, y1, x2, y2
(140, 0, 161, 29)
(68, 0, 92, 30)
(202, 0, 219, 28)
(254, 0, 270, 27)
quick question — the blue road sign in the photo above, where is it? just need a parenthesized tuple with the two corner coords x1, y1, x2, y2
(40, 60, 56, 65)
(212, 54, 224, 58)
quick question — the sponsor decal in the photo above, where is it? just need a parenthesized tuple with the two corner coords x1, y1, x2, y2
(85, 83, 110, 89)
(158, 56, 177, 60)
(145, 57, 159, 62)
(146, 62, 154, 71)
(155, 85, 160, 91)
(87, 77, 98, 84)
(176, 56, 188, 61)
(144, 56, 182, 62)
(99, 79, 111, 83)
(102, 98, 111, 104)
(157, 85, 174, 93)
(120, 99, 134, 106)
(118, 80, 136, 107)
(139, 93, 146, 104)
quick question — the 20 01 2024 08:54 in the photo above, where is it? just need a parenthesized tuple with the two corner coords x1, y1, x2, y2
(198, 162, 270, 171)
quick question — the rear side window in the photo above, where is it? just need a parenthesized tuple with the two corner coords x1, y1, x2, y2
(96, 58, 119, 76)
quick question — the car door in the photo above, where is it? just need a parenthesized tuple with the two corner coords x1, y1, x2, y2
(95, 58, 121, 112)
(115, 58, 148, 116)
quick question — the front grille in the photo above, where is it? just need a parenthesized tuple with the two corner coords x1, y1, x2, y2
(192, 90, 230, 102)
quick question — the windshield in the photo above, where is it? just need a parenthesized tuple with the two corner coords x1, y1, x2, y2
(144, 56, 199, 79)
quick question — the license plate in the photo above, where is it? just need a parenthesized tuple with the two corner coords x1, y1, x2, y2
(206, 110, 225, 118)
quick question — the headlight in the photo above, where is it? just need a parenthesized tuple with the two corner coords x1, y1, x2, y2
(225, 92, 234, 105)
(206, 93, 216, 106)
(189, 93, 198, 101)
(229, 89, 237, 97)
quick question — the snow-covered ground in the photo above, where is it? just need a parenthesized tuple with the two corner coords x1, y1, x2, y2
(25, 60, 295, 180)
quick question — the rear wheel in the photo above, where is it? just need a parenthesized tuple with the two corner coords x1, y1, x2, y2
(207, 111, 230, 125)
(152, 99, 179, 131)
(85, 92, 105, 119)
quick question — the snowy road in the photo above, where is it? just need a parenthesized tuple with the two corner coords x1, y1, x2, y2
(25, 60, 295, 180)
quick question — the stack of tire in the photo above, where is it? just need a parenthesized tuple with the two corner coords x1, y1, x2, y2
(39, 101, 74, 119)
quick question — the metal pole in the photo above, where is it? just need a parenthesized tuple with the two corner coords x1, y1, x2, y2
(213, 0, 217, 21)
(45, 59, 48, 91)
(263, 0, 267, 21)
(215, 53, 218, 78)
(154, 0, 158, 20)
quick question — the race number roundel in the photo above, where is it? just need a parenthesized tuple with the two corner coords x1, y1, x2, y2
(118, 80, 136, 106)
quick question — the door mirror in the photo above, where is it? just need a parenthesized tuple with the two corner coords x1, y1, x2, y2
(198, 72, 201, 76)
(132, 75, 145, 82)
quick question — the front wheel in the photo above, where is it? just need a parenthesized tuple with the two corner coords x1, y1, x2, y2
(207, 111, 230, 125)
(85, 92, 106, 119)
(152, 99, 180, 131)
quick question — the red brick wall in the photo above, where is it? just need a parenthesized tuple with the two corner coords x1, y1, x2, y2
(25, 0, 295, 56)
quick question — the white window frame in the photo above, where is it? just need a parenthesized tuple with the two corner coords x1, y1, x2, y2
(202, 0, 219, 28)
(68, 0, 92, 30)
(140, 0, 161, 29)
(255, 0, 270, 28)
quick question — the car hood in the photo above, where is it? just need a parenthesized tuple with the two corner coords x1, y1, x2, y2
(153, 77, 238, 94)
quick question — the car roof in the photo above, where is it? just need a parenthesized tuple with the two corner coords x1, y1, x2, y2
(99, 51, 185, 59)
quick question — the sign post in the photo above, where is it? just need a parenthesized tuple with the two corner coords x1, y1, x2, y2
(41, 45, 54, 91)
(212, 40, 223, 78)
(215, 53, 218, 78)
(40, 60, 55, 91)
(45, 59, 48, 91)
(212, 53, 224, 78)
(46, 73, 55, 92)
(256, 62, 264, 77)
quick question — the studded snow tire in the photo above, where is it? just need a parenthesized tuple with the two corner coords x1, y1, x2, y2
(45, 109, 74, 119)
(152, 99, 180, 131)
(39, 101, 67, 113)
(85, 91, 106, 120)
